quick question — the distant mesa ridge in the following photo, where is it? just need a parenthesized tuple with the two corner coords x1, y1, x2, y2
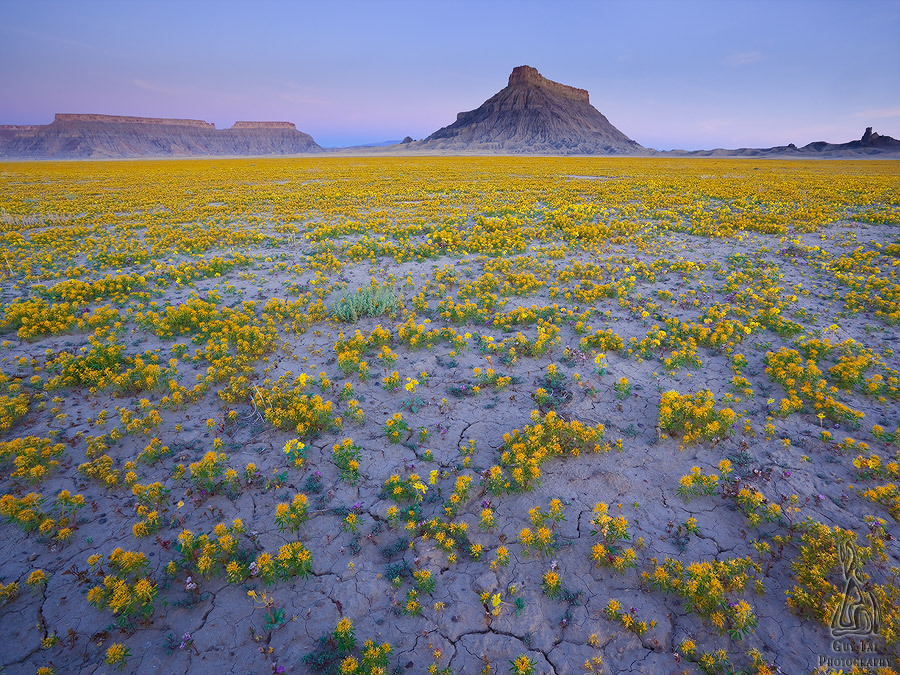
(45, 114, 296, 131)
(0, 113, 320, 158)
(665, 126, 900, 158)
(53, 113, 217, 128)
(231, 121, 297, 130)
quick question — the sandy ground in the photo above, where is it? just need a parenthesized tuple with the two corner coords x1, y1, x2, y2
(0, 157, 898, 675)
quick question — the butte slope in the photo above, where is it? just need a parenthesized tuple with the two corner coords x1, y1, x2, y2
(417, 65, 643, 155)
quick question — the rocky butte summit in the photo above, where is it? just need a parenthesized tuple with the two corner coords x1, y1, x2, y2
(0, 114, 322, 159)
(415, 65, 643, 155)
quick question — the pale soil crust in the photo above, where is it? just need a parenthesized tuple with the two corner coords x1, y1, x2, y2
(0, 158, 897, 674)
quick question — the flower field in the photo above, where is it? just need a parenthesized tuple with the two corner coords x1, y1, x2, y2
(0, 156, 898, 674)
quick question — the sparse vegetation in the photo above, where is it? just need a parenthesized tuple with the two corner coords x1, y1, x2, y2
(0, 157, 897, 673)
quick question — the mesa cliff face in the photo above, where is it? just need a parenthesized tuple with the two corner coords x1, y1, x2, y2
(417, 65, 643, 155)
(0, 114, 321, 158)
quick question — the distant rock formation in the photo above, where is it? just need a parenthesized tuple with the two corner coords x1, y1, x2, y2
(416, 65, 643, 155)
(230, 121, 298, 130)
(3, 91, 897, 159)
(0, 113, 321, 158)
(662, 127, 900, 158)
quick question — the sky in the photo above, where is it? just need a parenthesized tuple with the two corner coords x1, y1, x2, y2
(1, 0, 899, 150)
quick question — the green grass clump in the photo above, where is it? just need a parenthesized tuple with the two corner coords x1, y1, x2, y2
(331, 283, 401, 322)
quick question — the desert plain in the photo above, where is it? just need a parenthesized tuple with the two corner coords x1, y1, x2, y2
(0, 156, 898, 675)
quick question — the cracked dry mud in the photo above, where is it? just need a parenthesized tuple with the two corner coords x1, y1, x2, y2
(0, 157, 898, 675)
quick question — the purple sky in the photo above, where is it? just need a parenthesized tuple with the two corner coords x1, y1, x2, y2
(1, 0, 898, 149)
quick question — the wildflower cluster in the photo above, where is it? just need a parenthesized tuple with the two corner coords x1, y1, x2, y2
(0, 370, 31, 433)
(86, 548, 157, 625)
(677, 640, 737, 675)
(472, 366, 513, 390)
(764, 347, 865, 427)
(283, 438, 307, 468)
(604, 598, 657, 636)
(421, 517, 470, 556)
(734, 486, 783, 527)
(677, 460, 732, 501)
(658, 390, 738, 444)
(518, 524, 556, 557)
(488, 410, 606, 493)
(644, 556, 760, 639)
(254, 374, 341, 439)
(0, 580, 18, 606)
(528, 498, 567, 528)
(173, 520, 249, 581)
(858, 483, 900, 522)
(275, 494, 310, 534)
(302, 618, 393, 675)
(45, 330, 178, 395)
(132, 505, 161, 538)
(0, 490, 82, 542)
(589, 502, 636, 573)
(105, 643, 131, 670)
(381, 473, 427, 504)
(0, 436, 65, 484)
(188, 451, 239, 495)
(541, 567, 561, 598)
(613, 376, 631, 399)
(254, 541, 314, 584)
(383, 412, 410, 444)
(332, 438, 362, 484)
(443, 473, 474, 516)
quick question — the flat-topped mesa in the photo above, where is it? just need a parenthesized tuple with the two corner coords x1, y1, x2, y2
(0, 112, 323, 157)
(53, 113, 216, 129)
(229, 121, 297, 130)
(507, 65, 589, 104)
